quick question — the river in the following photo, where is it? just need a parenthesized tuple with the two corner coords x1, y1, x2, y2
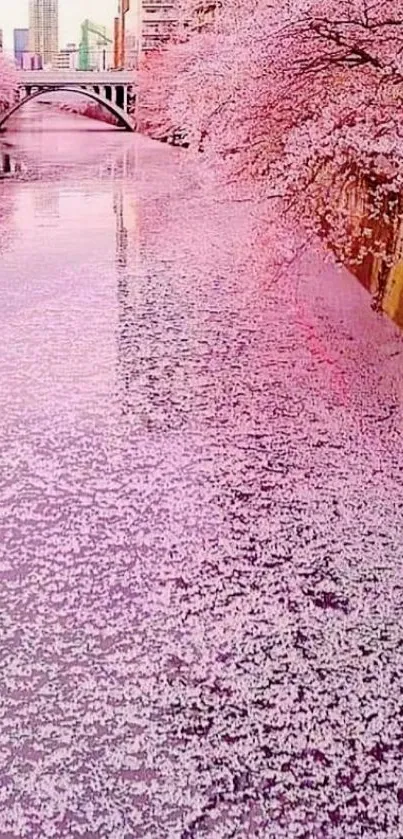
(1, 104, 403, 838)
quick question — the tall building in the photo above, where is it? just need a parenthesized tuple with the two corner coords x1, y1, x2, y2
(14, 29, 30, 68)
(114, 0, 142, 68)
(114, 0, 130, 68)
(125, 2, 140, 69)
(29, 0, 59, 67)
(140, 0, 178, 54)
(114, 0, 176, 62)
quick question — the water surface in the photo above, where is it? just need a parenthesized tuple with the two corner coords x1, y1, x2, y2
(0, 104, 402, 838)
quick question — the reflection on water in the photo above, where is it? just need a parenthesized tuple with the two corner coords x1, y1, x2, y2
(114, 187, 133, 415)
(0, 103, 403, 838)
(0, 147, 27, 177)
(0, 103, 135, 183)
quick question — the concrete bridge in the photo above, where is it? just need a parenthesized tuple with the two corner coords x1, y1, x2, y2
(0, 70, 136, 132)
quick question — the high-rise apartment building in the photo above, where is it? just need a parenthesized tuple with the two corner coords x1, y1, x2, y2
(140, 0, 177, 53)
(114, 0, 178, 65)
(14, 29, 30, 68)
(29, 0, 59, 67)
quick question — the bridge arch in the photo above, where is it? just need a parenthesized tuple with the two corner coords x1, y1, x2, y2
(0, 86, 135, 132)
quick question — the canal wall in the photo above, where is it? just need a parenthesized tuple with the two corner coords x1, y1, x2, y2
(58, 101, 118, 126)
(37, 99, 119, 127)
(327, 174, 403, 329)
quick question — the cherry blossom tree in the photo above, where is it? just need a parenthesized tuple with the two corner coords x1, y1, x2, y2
(0, 55, 18, 115)
(178, 4, 403, 187)
(137, 0, 220, 143)
(137, 48, 179, 141)
(139, 0, 403, 307)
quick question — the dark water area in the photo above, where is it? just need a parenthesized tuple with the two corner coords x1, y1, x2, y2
(0, 104, 403, 838)
(0, 144, 27, 177)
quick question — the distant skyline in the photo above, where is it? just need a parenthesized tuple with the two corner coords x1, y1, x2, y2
(1, 0, 118, 52)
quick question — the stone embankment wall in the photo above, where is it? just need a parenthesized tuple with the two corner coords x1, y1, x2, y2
(332, 176, 403, 328)
(53, 101, 118, 126)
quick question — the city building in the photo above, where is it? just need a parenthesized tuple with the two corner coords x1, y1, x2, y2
(56, 43, 78, 70)
(79, 21, 113, 71)
(187, 0, 217, 32)
(125, 3, 140, 70)
(140, 0, 178, 54)
(114, 0, 143, 69)
(22, 52, 43, 70)
(114, 0, 176, 62)
(14, 29, 30, 68)
(29, 0, 59, 67)
(114, 0, 129, 69)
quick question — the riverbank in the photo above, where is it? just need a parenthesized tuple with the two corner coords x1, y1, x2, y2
(38, 98, 119, 126)
(326, 173, 403, 329)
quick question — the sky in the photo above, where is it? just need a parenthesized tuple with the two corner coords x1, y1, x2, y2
(0, 0, 118, 52)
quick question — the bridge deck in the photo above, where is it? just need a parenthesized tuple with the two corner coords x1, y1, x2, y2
(18, 71, 136, 87)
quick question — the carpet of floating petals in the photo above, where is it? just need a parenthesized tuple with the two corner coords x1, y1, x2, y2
(0, 106, 402, 839)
